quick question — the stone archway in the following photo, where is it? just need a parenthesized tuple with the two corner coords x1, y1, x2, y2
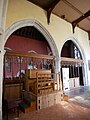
(3, 19, 59, 73)
(60, 37, 88, 87)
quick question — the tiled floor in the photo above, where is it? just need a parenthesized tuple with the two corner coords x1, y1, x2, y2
(9, 85, 90, 120)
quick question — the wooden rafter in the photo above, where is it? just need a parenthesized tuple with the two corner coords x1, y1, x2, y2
(61, 57, 83, 64)
(27, 0, 60, 24)
(5, 51, 54, 60)
(72, 10, 90, 33)
(46, 0, 60, 24)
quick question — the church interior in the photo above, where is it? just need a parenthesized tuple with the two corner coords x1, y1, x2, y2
(0, 0, 90, 120)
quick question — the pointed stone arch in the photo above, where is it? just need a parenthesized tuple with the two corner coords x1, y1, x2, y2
(60, 36, 88, 86)
(3, 19, 59, 72)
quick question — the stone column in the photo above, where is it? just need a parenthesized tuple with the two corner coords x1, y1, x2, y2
(0, 0, 8, 119)
(55, 57, 61, 91)
(0, 0, 3, 34)
(0, 47, 6, 119)
(0, 0, 8, 34)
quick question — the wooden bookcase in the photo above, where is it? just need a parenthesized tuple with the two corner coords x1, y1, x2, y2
(25, 69, 55, 95)
(36, 72, 55, 95)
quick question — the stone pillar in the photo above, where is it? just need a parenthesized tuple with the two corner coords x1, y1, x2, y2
(0, 0, 8, 118)
(0, 47, 6, 119)
(55, 57, 60, 73)
(0, 0, 8, 34)
(55, 57, 61, 90)
(0, 0, 3, 34)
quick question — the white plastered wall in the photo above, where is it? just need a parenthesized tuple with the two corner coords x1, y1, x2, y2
(74, 27, 90, 85)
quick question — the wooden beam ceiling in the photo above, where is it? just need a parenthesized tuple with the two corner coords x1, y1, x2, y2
(27, 0, 90, 35)
(13, 26, 46, 41)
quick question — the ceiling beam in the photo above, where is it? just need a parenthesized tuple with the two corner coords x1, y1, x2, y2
(27, 0, 60, 24)
(46, 0, 60, 24)
(72, 10, 90, 33)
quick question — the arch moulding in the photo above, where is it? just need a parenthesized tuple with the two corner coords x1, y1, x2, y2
(60, 36, 88, 86)
(4, 19, 59, 73)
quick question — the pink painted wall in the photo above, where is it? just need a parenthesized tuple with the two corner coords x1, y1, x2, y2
(4, 35, 51, 78)
(5, 35, 50, 54)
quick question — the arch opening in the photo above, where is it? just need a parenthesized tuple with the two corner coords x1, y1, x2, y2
(4, 20, 59, 60)
(2, 19, 60, 101)
(60, 39, 86, 91)
(4, 20, 59, 73)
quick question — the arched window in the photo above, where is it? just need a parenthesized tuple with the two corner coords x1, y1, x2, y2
(74, 46, 81, 59)
(61, 40, 82, 59)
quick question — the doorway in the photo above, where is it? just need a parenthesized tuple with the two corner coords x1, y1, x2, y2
(79, 66, 84, 86)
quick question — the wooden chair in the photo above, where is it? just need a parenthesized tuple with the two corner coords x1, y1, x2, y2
(2, 99, 19, 120)
(2, 99, 8, 120)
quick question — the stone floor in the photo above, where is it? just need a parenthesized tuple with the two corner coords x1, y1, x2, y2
(65, 85, 90, 98)
(9, 85, 90, 120)
(65, 85, 90, 108)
